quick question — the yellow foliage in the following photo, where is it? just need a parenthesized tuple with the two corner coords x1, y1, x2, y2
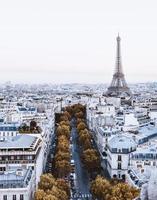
(90, 176, 140, 200)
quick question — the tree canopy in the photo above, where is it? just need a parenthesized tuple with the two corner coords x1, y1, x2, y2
(90, 176, 139, 200)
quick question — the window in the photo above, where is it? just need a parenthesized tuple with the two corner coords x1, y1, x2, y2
(27, 156, 33, 160)
(13, 195, 16, 200)
(20, 194, 24, 200)
(17, 156, 20, 160)
(3, 195, 7, 200)
(0, 167, 5, 171)
(11, 156, 14, 160)
(118, 155, 122, 161)
(118, 162, 121, 169)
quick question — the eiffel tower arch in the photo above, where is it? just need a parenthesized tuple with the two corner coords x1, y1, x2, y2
(106, 35, 132, 98)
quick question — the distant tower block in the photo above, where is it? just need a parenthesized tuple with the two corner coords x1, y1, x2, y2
(106, 35, 132, 97)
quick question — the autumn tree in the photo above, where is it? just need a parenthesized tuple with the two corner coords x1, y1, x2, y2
(62, 111, 71, 120)
(90, 176, 139, 200)
(47, 186, 68, 200)
(34, 174, 70, 200)
(75, 111, 84, 119)
(59, 120, 70, 127)
(65, 106, 74, 116)
(56, 125, 70, 139)
(73, 103, 86, 115)
(59, 115, 69, 122)
(34, 189, 46, 200)
(38, 174, 56, 191)
(54, 151, 70, 162)
(78, 128, 89, 137)
(76, 118, 85, 125)
(59, 111, 71, 122)
(56, 179, 70, 197)
(91, 176, 112, 200)
(78, 130, 92, 150)
(77, 122, 86, 133)
(43, 195, 58, 200)
(82, 149, 101, 172)
(111, 183, 139, 200)
(56, 137, 69, 152)
(55, 160, 71, 178)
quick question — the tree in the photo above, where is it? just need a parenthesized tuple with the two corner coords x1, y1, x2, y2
(34, 189, 46, 200)
(38, 174, 55, 191)
(35, 174, 70, 200)
(19, 123, 30, 133)
(56, 136, 69, 152)
(57, 135, 69, 143)
(59, 120, 70, 127)
(65, 106, 73, 116)
(56, 125, 70, 139)
(75, 111, 84, 119)
(82, 149, 101, 172)
(59, 111, 71, 122)
(73, 103, 86, 114)
(77, 122, 86, 132)
(30, 120, 37, 130)
(79, 131, 91, 145)
(90, 176, 112, 200)
(76, 118, 85, 125)
(62, 111, 71, 120)
(54, 151, 70, 162)
(56, 143, 69, 153)
(83, 138, 92, 150)
(111, 183, 139, 200)
(43, 195, 58, 200)
(56, 179, 70, 197)
(55, 160, 71, 178)
(78, 128, 89, 137)
(90, 176, 139, 200)
(48, 186, 68, 200)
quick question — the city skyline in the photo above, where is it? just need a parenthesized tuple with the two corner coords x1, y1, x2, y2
(0, 0, 157, 84)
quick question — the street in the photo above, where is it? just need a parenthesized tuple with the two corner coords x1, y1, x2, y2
(70, 119, 92, 199)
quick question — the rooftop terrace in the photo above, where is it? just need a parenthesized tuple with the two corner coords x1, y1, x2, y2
(0, 167, 33, 189)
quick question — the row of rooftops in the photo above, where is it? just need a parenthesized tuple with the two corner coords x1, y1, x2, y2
(98, 123, 157, 154)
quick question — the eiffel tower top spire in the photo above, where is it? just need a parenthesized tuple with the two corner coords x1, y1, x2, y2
(106, 35, 132, 97)
(115, 33, 123, 75)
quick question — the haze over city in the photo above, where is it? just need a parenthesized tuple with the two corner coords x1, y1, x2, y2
(0, 0, 157, 83)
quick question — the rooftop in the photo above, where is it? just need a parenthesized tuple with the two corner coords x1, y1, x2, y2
(134, 126, 157, 144)
(18, 107, 36, 112)
(108, 134, 136, 151)
(0, 134, 38, 149)
(0, 166, 33, 189)
(0, 123, 19, 132)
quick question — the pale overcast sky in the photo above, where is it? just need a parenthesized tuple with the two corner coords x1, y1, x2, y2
(0, 0, 157, 84)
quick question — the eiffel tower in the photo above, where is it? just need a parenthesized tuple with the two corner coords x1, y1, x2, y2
(106, 34, 132, 97)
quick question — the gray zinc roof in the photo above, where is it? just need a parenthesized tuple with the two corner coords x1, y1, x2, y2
(108, 135, 136, 150)
(0, 134, 38, 149)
